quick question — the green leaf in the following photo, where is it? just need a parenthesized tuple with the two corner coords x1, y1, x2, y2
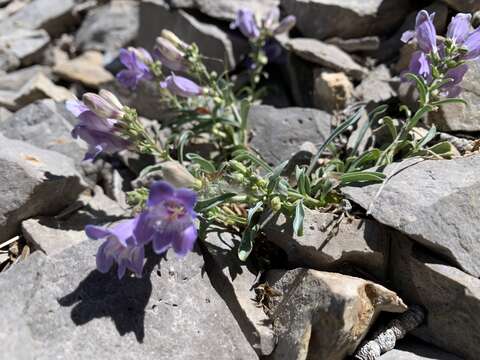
(247, 201, 263, 225)
(350, 105, 388, 156)
(407, 105, 435, 131)
(340, 171, 386, 185)
(238, 227, 256, 261)
(349, 149, 381, 171)
(186, 153, 217, 173)
(138, 163, 164, 179)
(417, 125, 437, 149)
(239, 99, 250, 129)
(405, 73, 428, 104)
(196, 193, 236, 212)
(177, 130, 193, 163)
(232, 149, 272, 172)
(428, 141, 455, 156)
(267, 160, 289, 194)
(431, 98, 468, 107)
(382, 117, 398, 141)
(293, 200, 305, 236)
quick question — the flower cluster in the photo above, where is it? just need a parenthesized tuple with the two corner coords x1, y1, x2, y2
(402, 11, 480, 98)
(230, 8, 296, 40)
(87, 181, 198, 279)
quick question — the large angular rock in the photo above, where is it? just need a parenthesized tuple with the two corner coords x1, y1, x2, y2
(428, 59, 480, 132)
(75, 1, 139, 59)
(389, 236, 480, 360)
(138, 0, 248, 72)
(265, 268, 407, 360)
(0, 0, 75, 36)
(0, 99, 87, 167)
(0, 66, 73, 110)
(266, 209, 390, 280)
(286, 38, 367, 80)
(0, 29, 50, 67)
(203, 231, 275, 356)
(248, 105, 331, 166)
(281, 0, 412, 40)
(169, 0, 279, 20)
(0, 134, 86, 243)
(343, 156, 480, 277)
(354, 64, 396, 106)
(379, 338, 463, 360)
(0, 240, 259, 359)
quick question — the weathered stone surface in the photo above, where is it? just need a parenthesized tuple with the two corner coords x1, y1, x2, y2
(248, 105, 331, 166)
(22, 186, 126, 255)
(0, 66, 73, 110)
(313, 70, 353, 113)
(343, 156, 480, 277)
(54, 51, 114, 88)
(0, 134, 86, 243)
(326, 36, 380, 53)
(286, 38, 367, 80)
(265, 269, 407, 360)
(0, 29, 50, 67)
(0, 99, 87, 167)
(203, 231, 275, 356)
(138, 0, 248, 72)
(389, 236, 480, 360)
(266, 209, 390, 280)
(0, 0, 75, 36)
(441, 0, 480, 12)
(0, 47, 20, 71)
(379, 337, 463, 359)
(281, 0, 412, 40)
(0, 106, 11, 122)
(75, 1, 139, 59)
(354, 64, 396, 105)
(0, 240, 259, 359)
(428, 59, 480, 132)
(169, 0, 279, 20)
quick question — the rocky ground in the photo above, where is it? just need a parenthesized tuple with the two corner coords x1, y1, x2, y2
(0, 0, 479, 359)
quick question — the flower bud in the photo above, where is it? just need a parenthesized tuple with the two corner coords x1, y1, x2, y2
(99, 89, 123, 112)
(161, 29, 189, 50)
(127, 47, 153, 65)
(154, 37, 189, 71)
(229, 160, 248, 174)
(273, 15, 296, 35)
(161, 161, 201, 189)
(82, 93, 124, 119)
(270, 196, 282, 211)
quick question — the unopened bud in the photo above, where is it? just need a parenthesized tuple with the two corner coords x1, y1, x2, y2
(83, 92, 124, 119)
(229, 160, 248, 174)
(270, 196, 282, 211)
(161, 161, 200, 188)
(161, 29, 189, 50)
(155, 37, 185, 62)
(231, 173, 245, 183)
(99, 89, 124, 111)
(127, 47, 153, 64)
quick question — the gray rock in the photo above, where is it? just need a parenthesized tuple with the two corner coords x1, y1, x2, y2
(286, 38, 367, 80)
(354, 65, 396, 105)
(0, 0, 75, 36)
(169, 0, 279, 21)
(0, 240, 259, 359)
(203, 231, 275, 356)
(281, 0, 412, 40)
(342, 156, 480, 277)
(22, 186, 126, 255)
(313, 70, 354, 113)
(441, 0, 480, 12)
(379, 337, 463, 359)
(0, 66, 73, 110)
(0, 106, 11, 122)
(325, 36, 380, 53)
(248, 105, 331, 166)
(265, 268, 407, 360)
(0, 134, 86, 243)
(75, 1, 139, 59)
(0, 47, 20, 71)
(265, 208, 390, 280)
(138, 0, 248, 73)
(0, 29, 50, 67)
(428, 59, 480, 132)
(0, 99, 87, 167)
(389, 235, 480, 360)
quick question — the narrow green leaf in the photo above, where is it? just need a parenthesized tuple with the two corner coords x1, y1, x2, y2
(431, 98, 468, 107)
(186, 153, 217, 173)
(232, 149, 272, 172)
(195, 193, 236, 212)
(293, 200, 305, 237)
(407, 105, 435, 131)
(382, 117, 398, 141)
(238, 227, 256, 261)
(349, 149, 381, 171)
(417, 125, 437, 149)
(247, 201, 263, 225)
(340, 171, 386, 184)
(177, 130, 193, 163)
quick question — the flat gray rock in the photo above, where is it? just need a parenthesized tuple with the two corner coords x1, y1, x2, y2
(138, 0, 248, 73)
(287, 38, 367, 80)
(0, 29, 50, 67)
(0, 240, 258, 360)
(379, 338, 463, 360)
(0, 134, 86, 243)
(343, 156, 480, 277)
(390, 236, 480, 359)
(354, 64, 396, 105)
(281, 0, 411, 40)
(248, 105, 331, 166)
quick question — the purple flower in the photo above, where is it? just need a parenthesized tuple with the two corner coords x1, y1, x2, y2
(447, 13, 472, 45)
(154, 37, 189, 72)
(462, 27, 480, 60)
(274, 15, 296, 35)
(408, 50, 431, 79)
(401, 10, 437, 54)
(230, 9, 260, 39)
(86, 214, 153, 279)
(82, 92, 124, 120)
(441, 64, 469, 98)
(117, 48, 153, 89)
(66, 99, 129, 160)
(146, 181, 198, 256)
(160, 73, 203, 97)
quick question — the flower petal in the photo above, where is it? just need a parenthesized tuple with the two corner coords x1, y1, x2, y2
(85, 225, 111, 240)
(152, 231, 173, 254)
(66, 99, 89, 117)
(172, 225, 197, 256)
(447, 13, 472, 45)
(175, 188, 197, 212)
(148, 181, 175, 207)
(96, 241, 114, 273)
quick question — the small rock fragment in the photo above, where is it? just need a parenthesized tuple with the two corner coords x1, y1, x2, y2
(313, 70, 353, 113)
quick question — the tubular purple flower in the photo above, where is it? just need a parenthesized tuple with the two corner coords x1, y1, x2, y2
(447, 13, 472, 45)
(230, 9, 260, 39)
(146, 181, 198, 256)
(408, 51, 431, 79)
(154, 37, 189, 72)
(273, 15, 296, 35)
(441, 64, 469, 97)
(462, 27, 480, 60)
(82, 93, 124, 120)
(160, 74, 203, 97)
(401, 10, 437, 54)
(262, 8, 279, 29)
(86, 213, 153, 279)
(117, 48, 153, 89)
